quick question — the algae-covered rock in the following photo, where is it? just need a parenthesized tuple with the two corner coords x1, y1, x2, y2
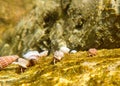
(0, 49, 120, 86)
(0, 0, 120, 85)
(0, 0, 62, 56)
(0, 0, 34, 52)
(0, 0, 120, 56)
(0, 0, 34, 30)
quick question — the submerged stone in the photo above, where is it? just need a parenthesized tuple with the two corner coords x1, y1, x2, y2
(0, 0, 120, 85)
(0, 49, 120, 85)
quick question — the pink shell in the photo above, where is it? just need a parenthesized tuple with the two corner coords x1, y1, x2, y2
(0, 55, 19, 69)
(54, 51, 64, 60)
(88, 48, 97, 57)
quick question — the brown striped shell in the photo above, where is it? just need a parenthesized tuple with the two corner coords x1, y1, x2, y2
(0, 55, 19, 69)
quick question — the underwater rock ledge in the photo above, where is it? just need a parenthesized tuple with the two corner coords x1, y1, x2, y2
(0, 48, 120, 86)
(0, 0, 120, 56)
(0, 0, 120, 85)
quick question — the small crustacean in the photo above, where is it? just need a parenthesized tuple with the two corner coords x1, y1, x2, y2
(23, 51, 40, 60)
(88, 48, 97, 57)
(21, 50, 48, 70)
(13, 58, 30, 73)
(13, 58, 30, 68)
(53, 51, 64, 64)
(0, 55, 19, 70)
(60, 46, 70, 54)
(53, 46, 70, 64)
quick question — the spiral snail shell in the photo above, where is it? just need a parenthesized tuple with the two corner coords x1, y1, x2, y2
(23, 51, 40, 60)
(0, 55, 19, 69)
(23, 50, 48, 60)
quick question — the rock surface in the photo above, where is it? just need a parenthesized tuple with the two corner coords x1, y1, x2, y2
(0, 0, 34, 55)
(0, 49, 120, 86)
(0, 0, 120, 56)
(0, 0, 120, 85)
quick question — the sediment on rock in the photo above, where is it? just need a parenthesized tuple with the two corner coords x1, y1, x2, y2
(0, 0, 120, 56)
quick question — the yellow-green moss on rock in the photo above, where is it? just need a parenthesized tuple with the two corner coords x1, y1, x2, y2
(0, 48, 120, 86)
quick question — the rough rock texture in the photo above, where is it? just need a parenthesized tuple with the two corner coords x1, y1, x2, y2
(0, 49, 120, 86)
(0, 0, 120, 56)
(0, 0, 33, 25)
(0, 0, 120, 85)
(0, 0, 34, 52)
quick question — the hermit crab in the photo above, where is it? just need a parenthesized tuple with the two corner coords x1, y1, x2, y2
(88, 48, 97, 57)
(14, 50, 48, 73)
(53, 50, 64, 64)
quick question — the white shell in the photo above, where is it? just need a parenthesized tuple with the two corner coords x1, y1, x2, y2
(60, 46, 70, 54)
(13, 58, 29, 68)
(54, 51, 64, 60)
(39, 50, 48, 57)
(23, 51, 40, 60)
(70, 50, 77, 53)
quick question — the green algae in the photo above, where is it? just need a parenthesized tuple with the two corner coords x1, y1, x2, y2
(0, 48, 120, 86)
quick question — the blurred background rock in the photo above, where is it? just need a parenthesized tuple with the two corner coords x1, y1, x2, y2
(0, 0, 34, 55)
(0, 0, 34, 46)
(0, 0, 120, 56)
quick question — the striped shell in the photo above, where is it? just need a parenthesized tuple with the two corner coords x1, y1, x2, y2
(0, 55, 19, 69)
